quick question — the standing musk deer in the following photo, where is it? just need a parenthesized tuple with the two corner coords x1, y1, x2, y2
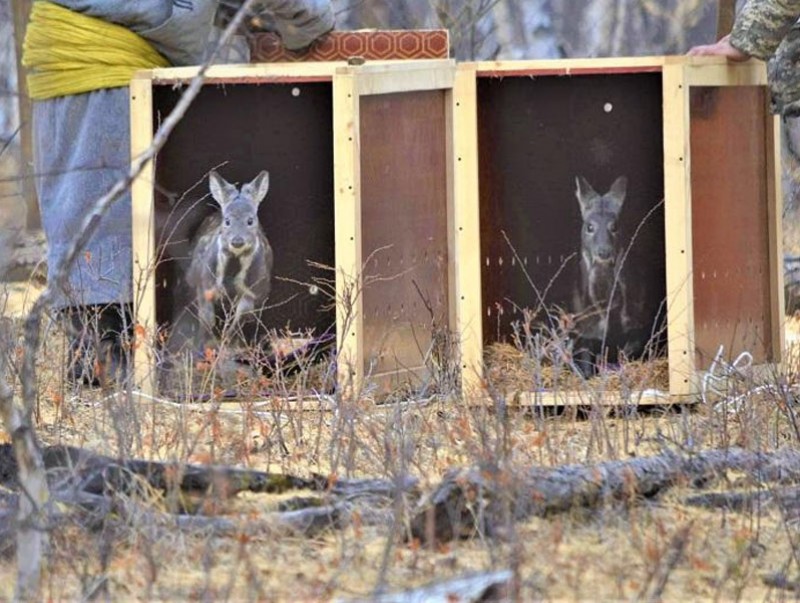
(187, 170, 274, 345)
(571, 175, 643, 373)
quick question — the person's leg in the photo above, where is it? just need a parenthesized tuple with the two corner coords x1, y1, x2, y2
(33, 88, 133, 385)
(64, 303, 131, 386)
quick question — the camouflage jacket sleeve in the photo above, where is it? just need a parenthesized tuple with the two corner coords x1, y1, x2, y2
(730, 0, 800, 60)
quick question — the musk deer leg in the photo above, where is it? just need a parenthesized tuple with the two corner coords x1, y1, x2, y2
(215, 249, 230, 293)
(196, 288, 216, 345)
(234, 294, 255, 325)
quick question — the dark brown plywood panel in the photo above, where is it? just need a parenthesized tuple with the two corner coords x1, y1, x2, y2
(690, 86, 772, 367)
(152, 83, 335, 346)
(359, 91, 449, 383)
(477, 73, 666, 356)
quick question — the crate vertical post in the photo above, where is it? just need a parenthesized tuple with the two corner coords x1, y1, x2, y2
(332, 69, 363, 393)
(662, 63, 695, 398)
(130, 75, 156, 396)
(452, 64, 484, 395)
(766, 98, 786, 359)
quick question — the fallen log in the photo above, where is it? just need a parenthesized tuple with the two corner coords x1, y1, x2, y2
(147, 505, 343, 538)
(35, 446, 420, 502)
(1, 444, 409, 538)
(340, 570, 512, 603)
(40, 445, 327, 497)
(410, 447, 800, 544)
(683, 490, 774, 512)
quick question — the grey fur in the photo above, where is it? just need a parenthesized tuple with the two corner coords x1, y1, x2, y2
(187, 170, 274, 344)
(571, 175, 640, 373)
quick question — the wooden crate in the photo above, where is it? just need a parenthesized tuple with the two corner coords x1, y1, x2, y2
(453, 56, 784, 404)
(130, 60, 458, 397)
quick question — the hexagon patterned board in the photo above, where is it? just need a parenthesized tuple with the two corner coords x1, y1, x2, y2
(250, 30, 450, 63)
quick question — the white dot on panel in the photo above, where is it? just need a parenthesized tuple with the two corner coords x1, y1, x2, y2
(604, 102, 613, 113)
(292, 87, 301, 97)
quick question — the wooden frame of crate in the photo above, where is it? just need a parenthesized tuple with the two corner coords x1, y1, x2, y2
(129, 59, 459, 397)
(453, 56, 784, 404)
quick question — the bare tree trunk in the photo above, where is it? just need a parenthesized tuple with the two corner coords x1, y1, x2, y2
(491, 0, 561, 59)
(716, 0, 736, 38)
(10, 0, 39, 230)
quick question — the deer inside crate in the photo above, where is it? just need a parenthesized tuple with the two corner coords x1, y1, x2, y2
(571, 175, 648, 375)
(169, 170, 274, 356)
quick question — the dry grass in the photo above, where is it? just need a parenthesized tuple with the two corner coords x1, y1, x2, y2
(0, 298, 799, 600)
(485, 341, 670, 393)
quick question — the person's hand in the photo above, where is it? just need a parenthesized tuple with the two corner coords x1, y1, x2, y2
(687, 34, 750, 61)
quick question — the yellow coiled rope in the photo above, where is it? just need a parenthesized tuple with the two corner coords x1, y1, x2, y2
(22, 1, 170, 100)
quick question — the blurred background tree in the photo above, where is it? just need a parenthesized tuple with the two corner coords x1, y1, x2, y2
(332, 0, 720, 60)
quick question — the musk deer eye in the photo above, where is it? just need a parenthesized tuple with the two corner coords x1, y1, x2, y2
(224, 218, 231, 227)
(585, 223, 595, 234)
(608, 221, 617, 233)
(247, 218, 255, 226)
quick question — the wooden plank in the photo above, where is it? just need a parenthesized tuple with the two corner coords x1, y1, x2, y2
(684, 62, 767, 87)
(766, 110, 786, 363)
(445, 87, 459, 387)
(347, 60, 455, 96)
(130, 75, 157, 396)
(332, 72, 363, 395)
(143, 59, 452, 85)
(452, 66, 484, 396)
(359, 90, 449, 383)
(467, 56, 669, 75)
(690, 87, 772, 366)
(662, 64, 696, 399)
(144, 62, 342, 82)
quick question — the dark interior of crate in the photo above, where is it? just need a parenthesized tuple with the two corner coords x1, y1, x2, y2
(359, 90, 450, 385)
(690, 86, 774, 367)
(477, 72, 667, 364)
(151, 81, 336, 362)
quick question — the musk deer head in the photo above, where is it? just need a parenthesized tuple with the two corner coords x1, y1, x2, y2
(575, 175, 627, 267)
(209, 170, 270, 257)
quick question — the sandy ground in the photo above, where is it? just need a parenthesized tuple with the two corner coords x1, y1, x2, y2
(1, 280, 800, 600)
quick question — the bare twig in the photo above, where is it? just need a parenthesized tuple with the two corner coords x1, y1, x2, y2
(2, 2, 260, 598)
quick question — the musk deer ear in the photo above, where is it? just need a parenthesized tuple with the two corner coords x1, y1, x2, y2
(242, 171, 270, 206)
(574, 175, 598, 218)
(209, 171, 238, 207)
(607, 176, 627, 212)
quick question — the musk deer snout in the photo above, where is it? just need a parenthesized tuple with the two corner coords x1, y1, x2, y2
(575, 175, 627, 267)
